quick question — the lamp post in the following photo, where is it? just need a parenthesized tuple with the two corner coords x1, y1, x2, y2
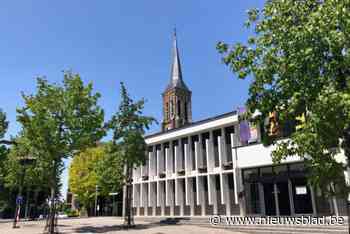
(94, 185, 99, 216)
(12, 156, 36, 228)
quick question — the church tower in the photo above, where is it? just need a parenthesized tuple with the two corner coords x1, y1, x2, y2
(162, 30, 192, 132)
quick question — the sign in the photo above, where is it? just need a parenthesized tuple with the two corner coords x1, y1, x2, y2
(16, 196, 23, 205)
(109, 192, 119, 196)
(248, 122, 258, 143)
(295, 186, 307, 195)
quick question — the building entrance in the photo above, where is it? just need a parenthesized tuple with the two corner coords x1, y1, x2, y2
(243, 163, 314, 216)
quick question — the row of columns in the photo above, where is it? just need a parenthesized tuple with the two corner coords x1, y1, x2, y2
(133, 126, 238, 182)
(132, 172, 242, 216)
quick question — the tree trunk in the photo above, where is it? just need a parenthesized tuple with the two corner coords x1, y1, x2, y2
(344, 127, 350, 233)
(24, 188, 30, 219)
(45, 160, 58, 234)
(123, 163, 133, 228)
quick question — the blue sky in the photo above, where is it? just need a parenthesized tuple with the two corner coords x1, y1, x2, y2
(0, 0, 264, 197)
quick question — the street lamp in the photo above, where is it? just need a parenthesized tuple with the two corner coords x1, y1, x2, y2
(12, 155, 36, 229)
(94, 185, 99, 216)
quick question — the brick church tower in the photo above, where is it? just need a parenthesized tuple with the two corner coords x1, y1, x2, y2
(162, 30, 192, 132)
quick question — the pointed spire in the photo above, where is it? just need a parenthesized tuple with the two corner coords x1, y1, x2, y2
(166, 28, 189, 91)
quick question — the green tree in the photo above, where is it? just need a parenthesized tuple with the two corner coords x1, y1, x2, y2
(108, 82, 156, 226)
(0, 109, 10, 217)
(17, 72, 105, 233)
(4, 135, 51, 218)
(0, 109, 9, 179)
(218, 0, 350, 214)
(95, 143, 124, 197)
(69, 146, 106, 215)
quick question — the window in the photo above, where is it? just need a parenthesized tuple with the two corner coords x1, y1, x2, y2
(177, 100, 181, 116)
(165, 102, 169, 120)
(170, 100, 174, 118)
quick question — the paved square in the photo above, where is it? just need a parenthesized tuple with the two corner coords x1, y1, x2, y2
(0, 217, 244, 234)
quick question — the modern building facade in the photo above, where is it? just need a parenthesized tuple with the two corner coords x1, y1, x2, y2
(131, 33, 347, 217)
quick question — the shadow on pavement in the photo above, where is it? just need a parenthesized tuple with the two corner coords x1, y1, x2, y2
(74, 218, 190, 233)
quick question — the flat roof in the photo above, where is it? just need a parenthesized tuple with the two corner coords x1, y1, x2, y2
(145, 110, 237, 139)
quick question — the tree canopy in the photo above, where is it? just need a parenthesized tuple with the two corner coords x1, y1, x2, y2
(108, 82, 156, 167)
(95, 143, 124, 196)
(217, 0, 350, 195)
(69, 146, 105, 211)
(16, 71, 105, 232)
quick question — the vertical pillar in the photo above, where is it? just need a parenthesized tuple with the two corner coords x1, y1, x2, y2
(198, 134, 203, 169)
(194, 141, 200, 170)
(156, 148, 160, 178)
(236, 168, 246, 216)
(221, 128, 227, 166)
(166, 146, 171, 177)
(274, 183, 280, 216)
(160, 144, 165, 176)
(288, 179, 295, 216)
(169, 141, 174, 175)
(152, 146, 156, 179)
(170, 180, 175, 216)
(148, 148, 152, 179)
(221, 174, 231, 216)
(258, 183, 266, 216)
(208, 131, 215, 171)
(178, 140, 183, 172)
(310, 185, 317, 216)
(174, 144, 178, 175)
(136, 184, 140, 216)
(217, 135, 223, 169)
(187, 136, 193, 172)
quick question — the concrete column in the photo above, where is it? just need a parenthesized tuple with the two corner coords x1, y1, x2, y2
(221, 128, 227, 165)
(136, 184, 141, 216)
(185, 177, 195, 216)
(166, 146, 171, 177)
(208, 175, 218, 214)
(157, 181, 165, 216)
(198, 134, 204, 169)
(236, 168, 246, 216)
(198, 177, 206, 216)
(194, 141, 200, 170)
(174, 145, 178, 174)
(160, 144, 165, 175)
(288, 179, 295, 216)
(170, 181, 175, 216)
(148, 150, 152, 179)
(152, 146, 156, 179)
(156, 148, 160, 178)
(141, 183, 148, 215)
(220, 173, 225, 204)
(274, 183, 280, 216)
(184, 142, 190, 174)
(221, 174, 231, 216)
(178, 140, 184, 171)
(208, 131, 215, 171)
(187, 136, 193, 172)
(169, 141, 174, 175)
(310, 185, 317, 216)
(217, 135, 223, 169)
(258, 183, 266, 216)
(149, 183, 156, 216)
(205, 138, 214, 172)
(176, 179, 185, 216)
